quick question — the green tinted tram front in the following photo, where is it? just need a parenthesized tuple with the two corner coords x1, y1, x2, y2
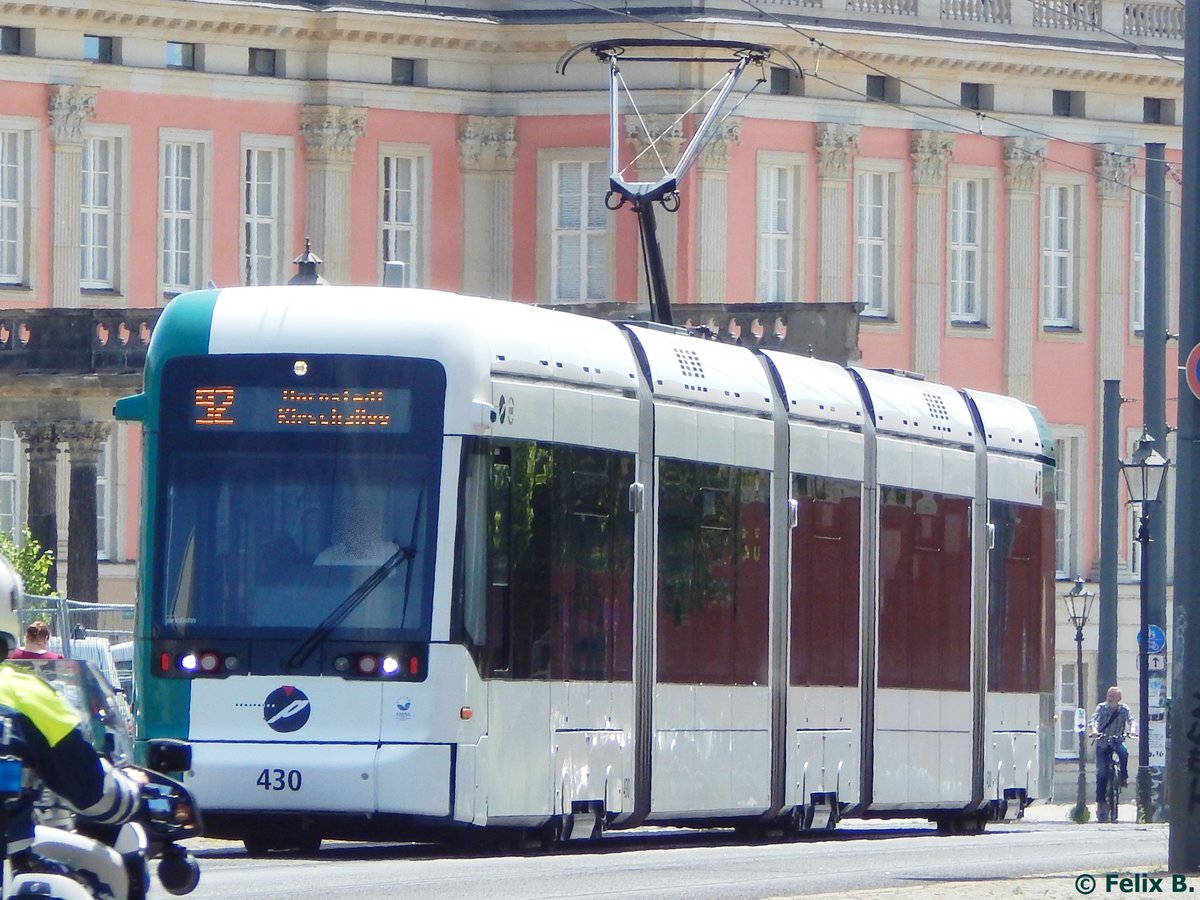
(151, 354, 445, 676)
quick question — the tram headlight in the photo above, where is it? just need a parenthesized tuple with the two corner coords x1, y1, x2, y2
(356, 655, 378, 676)
(179, 654, 198, 672)
(381, 656, 399, 675)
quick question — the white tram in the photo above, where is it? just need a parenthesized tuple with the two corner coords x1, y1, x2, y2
(119, 286, 1055, 850)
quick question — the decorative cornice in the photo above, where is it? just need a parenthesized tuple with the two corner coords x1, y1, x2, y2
(816, 123, 860, 180)
(48, 85, 97, 145)
(458, 115, 517, 173)
(1003, 137, 1047, 192)
(1095, 145, 1135, 200)
(299, 105, 366, 164)
(910, 131, 954, 187)
(625, 114, 685, 173)
(697, 118, 741, 171)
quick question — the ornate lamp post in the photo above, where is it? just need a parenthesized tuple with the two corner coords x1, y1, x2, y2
(1119, 427, 1170, 823)
(1063, 577, 1096, 823)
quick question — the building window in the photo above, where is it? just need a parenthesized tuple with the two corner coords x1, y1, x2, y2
(1057, 660, 1091, 758)
(1052, 89, 1084, 118)
(757, 163, 795, 303)
(961, 82, 993, 111)
(162, 142, 198, 294)
(96, 435, 112, 561)
(1132, 191, 1145, 333)
(769, 67, 801, 96)
(0, 130, 22, 285)
(248, 48, 278, 77)
(0, 423, 19, 542)
(81, 137, 114, 289)
(866, 74, 899, 103)
(855, 170, 891, 317)
(166, 42, 196, 70)
(1054, 437, 1075, 578)
(391, 58, 426, 86)
(0, 27, 22, 55)
(1144, 97, 1175, 125)
(382, 154, 419, 285)
(242, 146, 282, 286)
(1041, 184, 1075, 327)
(949, 178, 983, 324)
(552, 160, 608, 302)
(83, 35, 114, 64)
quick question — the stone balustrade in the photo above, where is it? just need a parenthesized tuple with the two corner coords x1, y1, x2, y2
(0, 309, 162, 375)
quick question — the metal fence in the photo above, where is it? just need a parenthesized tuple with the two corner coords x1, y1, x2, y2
(19, 594, 135, 650)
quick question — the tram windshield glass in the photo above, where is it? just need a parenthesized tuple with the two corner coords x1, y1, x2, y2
(153, 354, 445, 644)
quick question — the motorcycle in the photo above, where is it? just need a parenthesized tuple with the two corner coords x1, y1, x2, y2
(0, 659, 202, 900)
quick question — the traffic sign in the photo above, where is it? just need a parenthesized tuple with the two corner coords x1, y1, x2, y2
(1138, 624, 1166, 654)
(1187, 343, 1200, 401)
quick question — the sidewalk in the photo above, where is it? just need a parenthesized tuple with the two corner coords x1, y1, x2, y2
(797, 801, 1146, 900)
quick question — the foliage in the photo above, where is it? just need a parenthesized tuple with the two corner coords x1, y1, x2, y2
(0, 528, 56, 598)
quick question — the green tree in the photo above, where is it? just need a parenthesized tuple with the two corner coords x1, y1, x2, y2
(0, 528, 56, 597)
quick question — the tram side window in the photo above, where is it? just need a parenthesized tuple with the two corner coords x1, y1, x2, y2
(657, 460, 769, 686)
(877, 487, 971, 691)
(790, 474, 861, 687)
(457, 439, 635, 682)
(987, 500, 1053, 693)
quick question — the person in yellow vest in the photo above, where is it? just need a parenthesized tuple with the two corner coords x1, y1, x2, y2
(0, 554, 139, 865)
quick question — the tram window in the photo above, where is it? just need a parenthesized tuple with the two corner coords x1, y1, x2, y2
(790, 475, 861, 687)
(987, 500, 1052, 693)
(457, 439, 634, 682)
(877, 488, 971, 691)
(657, 460, 769, 686)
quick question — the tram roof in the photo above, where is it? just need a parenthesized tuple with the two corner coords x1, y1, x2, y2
(759, 350, 864, 430)
(850, 367, 977, 450)
(961, 388, 1053, 462)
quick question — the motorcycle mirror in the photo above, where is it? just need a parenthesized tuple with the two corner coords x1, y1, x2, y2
(147, 738, 192, 774)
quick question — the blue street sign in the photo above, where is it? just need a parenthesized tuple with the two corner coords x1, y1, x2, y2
(1138, 624, 1167, 654)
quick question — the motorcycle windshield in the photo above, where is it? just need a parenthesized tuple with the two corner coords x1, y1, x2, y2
(3, 659, 133, 763)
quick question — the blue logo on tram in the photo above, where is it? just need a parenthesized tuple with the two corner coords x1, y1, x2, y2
(263, 686, 312, 733)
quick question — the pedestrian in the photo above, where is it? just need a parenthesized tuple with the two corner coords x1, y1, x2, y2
(8, 620, 63, 660)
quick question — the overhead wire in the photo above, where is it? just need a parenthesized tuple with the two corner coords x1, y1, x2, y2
(562, 0, 1181, 205)
(733, 0, 1182, 203)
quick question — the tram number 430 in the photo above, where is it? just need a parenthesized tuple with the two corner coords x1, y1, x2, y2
(256, 768, 302, 791)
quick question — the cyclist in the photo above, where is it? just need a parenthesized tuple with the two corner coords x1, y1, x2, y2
(0, 554, 139, 863)
(1090, 685, 1132, 821)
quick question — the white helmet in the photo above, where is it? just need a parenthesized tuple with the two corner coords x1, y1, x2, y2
(0, 554, 23, 656)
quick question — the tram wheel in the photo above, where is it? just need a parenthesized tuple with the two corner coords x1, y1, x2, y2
(934, 812, 987, 835)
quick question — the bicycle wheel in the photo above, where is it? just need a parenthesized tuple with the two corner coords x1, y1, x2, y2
(1107, 751, 1121, 822)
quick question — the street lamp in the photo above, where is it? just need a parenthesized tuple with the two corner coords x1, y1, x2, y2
(1119, 427, 1170, 823)
(1063, 577, 1096, 823)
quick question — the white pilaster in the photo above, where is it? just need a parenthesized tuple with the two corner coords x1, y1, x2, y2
(816, 124, 859, 304)
(695, 118, 740, 303)
(1096, 145, 1134, 382)
(911, 131, 953, 381)
(49, 86, 96, 309)
(458, 116, 517, 300)
(1003, 137, 1046, 402)
(300, 105, 366, 286)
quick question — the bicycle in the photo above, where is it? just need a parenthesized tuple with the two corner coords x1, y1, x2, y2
(1093, 733, 1131, 823)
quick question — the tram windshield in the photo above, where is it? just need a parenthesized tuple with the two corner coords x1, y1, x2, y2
(152, 354, 444, 646)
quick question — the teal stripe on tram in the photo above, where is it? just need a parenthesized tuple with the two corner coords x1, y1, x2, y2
(134, 290, 220, 756)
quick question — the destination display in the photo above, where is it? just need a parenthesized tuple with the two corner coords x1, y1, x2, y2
(189, 385, 412, 433)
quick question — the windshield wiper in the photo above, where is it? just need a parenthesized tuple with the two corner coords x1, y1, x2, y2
(285, 543, 416, 672)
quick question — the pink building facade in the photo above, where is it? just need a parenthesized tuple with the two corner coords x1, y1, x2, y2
(0, 0, 1184, 758)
